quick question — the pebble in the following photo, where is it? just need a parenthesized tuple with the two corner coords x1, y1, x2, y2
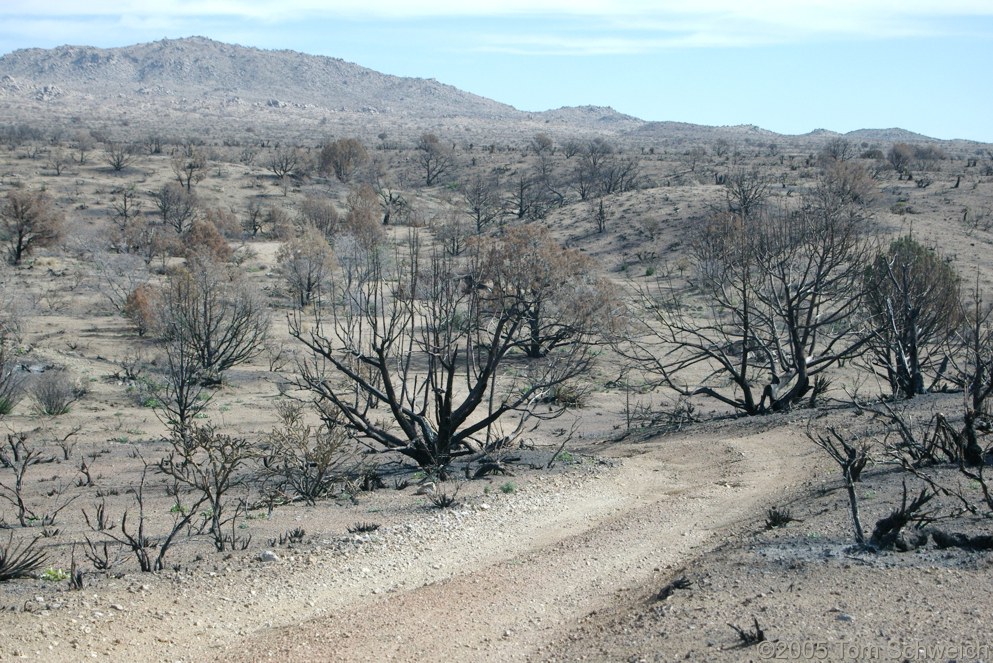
(258, 550, 280, 563)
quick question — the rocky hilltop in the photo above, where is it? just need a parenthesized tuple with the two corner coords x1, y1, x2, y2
(0, 36, 517, 119)
(0, 36, 967, 146)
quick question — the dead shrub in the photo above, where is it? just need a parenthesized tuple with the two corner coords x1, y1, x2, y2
(204, 207, 241, 239)
(259, 401, 353, 505)
(159, 424, 255, 552)
(123, 284, 162, 337)
(342, 184, 385, 249)
(32, 369, 86, 415)
(266, 206, 293, 240)
(298, 195, 339, 239)
(0, 343, 25, 415)
(181, 219, 232, 263)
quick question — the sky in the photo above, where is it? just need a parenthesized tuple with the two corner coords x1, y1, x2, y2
(0, 1, 991, 142)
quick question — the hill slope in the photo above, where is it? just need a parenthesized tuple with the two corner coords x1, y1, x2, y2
(0, 36, 962, 145)
(0, 36, 518, 119)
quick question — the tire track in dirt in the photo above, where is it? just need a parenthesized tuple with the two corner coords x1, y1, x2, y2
(215, 427, 818, 662)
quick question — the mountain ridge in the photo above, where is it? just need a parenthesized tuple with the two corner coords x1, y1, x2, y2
(0, 37, 971, 145)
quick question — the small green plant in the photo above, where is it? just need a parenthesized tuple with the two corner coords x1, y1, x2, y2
(500, 481, 517, 494)
(125, 376, 162, 408)
(645, 266, 656, 277)
(41, 567, 69, 581)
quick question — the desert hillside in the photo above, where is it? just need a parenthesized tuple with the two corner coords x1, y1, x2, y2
(0, 37, 992, 662)
(1, 37, 976, 147)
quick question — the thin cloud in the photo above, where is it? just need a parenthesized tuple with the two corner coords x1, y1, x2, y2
(6, 0, 993, 19)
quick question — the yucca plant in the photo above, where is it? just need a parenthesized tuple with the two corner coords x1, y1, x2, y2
(0, 533, 46, 581)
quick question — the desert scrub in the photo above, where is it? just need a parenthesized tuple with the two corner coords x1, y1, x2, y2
(32, 369, 86, 415)
(540, 382, 589, 409)
(258, 401, 354, 505)
(0, 345, 25, 414)
(126, 376, 161, 408)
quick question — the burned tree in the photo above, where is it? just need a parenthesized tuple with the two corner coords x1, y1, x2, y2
(320, 138, 368, 183)
(0, 190, 64, 265)
(161, 257, 269, 386)
(290, 231, 606, 473)
(171, 147, 206, 192)
(956, 282, 993, 466)
(416, 133, 455, 186)
(462, 174, 501, 233)
(806, 426, 869, 545)
(626, 173, 875, 414)
(475, 224, 616, 359)
(276, 225, 335, 307)
(154, 183, 199, 235)
(863, 236, 961, 398)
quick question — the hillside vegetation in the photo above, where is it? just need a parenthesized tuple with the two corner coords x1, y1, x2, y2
(0, 37, 992, 662)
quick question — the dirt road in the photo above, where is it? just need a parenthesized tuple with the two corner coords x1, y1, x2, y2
(0, 420, 819, 662)
(213, 424, 817, 662)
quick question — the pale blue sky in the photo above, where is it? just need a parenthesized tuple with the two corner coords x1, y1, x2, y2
(1, 1, 991, 142)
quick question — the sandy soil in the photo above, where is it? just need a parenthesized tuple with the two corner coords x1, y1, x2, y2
(1, 413, 826, 662)
(0, 104, 990, 663)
